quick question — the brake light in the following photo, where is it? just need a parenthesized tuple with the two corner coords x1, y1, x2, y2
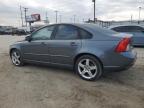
(115, 37, 131, 53)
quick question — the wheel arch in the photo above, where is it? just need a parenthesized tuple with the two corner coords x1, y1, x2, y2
(9, 47, 22, 56)
(74, 53, 103, 69)
(10, 48, 16, 54)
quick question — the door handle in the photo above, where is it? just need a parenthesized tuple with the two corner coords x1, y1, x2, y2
(41, 42, 46, 45)
(70, 42, 78, 46)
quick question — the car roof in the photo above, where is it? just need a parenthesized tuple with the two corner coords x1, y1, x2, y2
(45, 23, 101, 30)
(42, 23, 116, 35)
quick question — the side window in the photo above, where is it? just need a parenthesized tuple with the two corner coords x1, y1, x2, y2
(79, 29, 92, 39)
(54, 25, 79, 40)
(112, 27, 126, 32)
(31, 26, 55, 40)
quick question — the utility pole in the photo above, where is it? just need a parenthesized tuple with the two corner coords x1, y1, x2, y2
(45, 12, 49, 24)
(55, 11, 58, 23)
(77, 18, 79, 23)
(74, 15, 76, 23)
(70, 18, 72, 23)
(59, 15, 62, 23)
(139, 7, 142, 23)
(83, 18, 85, 23)
(20, 5, 23, 27)
(131, 14, 133, 23)
(46, 12, 48, 21)
(23, 7, 28, 27)
(92, 0, 96, 23)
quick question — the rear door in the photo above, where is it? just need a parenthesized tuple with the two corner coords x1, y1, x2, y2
(48, 24, 82, 65)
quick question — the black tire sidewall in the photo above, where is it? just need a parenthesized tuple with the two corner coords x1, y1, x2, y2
(75, 55, 103, 81)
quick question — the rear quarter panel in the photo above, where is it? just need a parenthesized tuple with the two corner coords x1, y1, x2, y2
(78, 39, 120, 67)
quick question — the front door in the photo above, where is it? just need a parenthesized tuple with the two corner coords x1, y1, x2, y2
(22, 25, 55, 62)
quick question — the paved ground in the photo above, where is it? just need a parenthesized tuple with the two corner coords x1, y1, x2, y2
(0, 35, 144, 108)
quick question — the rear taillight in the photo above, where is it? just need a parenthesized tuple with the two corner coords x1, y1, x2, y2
(115, 37, 131, 53)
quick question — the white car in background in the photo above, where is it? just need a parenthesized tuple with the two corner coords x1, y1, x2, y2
(109, 25, 144, 46)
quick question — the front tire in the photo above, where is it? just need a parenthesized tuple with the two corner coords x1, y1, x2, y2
(10, 49, 24, 66)
(75, 55, 103, 81)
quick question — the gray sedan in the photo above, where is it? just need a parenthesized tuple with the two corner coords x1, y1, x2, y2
(9, 23, 137, 81)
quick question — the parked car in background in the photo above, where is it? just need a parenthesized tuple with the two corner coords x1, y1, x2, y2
(0, 28, 5, 35)
(109, 25, 144, 46)
(0, 26, 30, 36)
(14, 29, 30, 35)
(10, 23, 136, 81)
(5, 29, 13, 35)
(0, 26, 16, 35)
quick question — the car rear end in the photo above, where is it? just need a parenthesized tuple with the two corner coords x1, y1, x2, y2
(100, 32, 137, 72)
(110, 35, 136, 71)
(77, 24, 137, 72)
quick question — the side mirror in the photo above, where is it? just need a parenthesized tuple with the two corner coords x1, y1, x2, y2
(25, 36, 31, 42)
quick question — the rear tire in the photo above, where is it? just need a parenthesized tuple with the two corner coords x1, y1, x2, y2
(10, 49, 24, 66)
(75, 55, 103, 81)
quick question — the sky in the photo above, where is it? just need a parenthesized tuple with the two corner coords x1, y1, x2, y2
(0, 0, 143, 27)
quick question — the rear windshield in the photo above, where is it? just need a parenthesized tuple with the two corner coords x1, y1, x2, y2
(83, 24, 117, 35)
(112, 26, 144, 32)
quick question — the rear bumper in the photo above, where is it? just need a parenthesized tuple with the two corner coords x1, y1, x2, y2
(104, 51, 137, 72)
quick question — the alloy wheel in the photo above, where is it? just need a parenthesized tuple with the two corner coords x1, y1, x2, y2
(78, 58, 98, 80)
(11, 51, 21, 66)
